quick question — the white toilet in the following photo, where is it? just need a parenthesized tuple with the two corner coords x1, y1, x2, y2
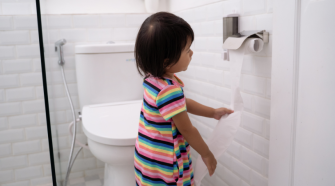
(75, 43, 144, 186)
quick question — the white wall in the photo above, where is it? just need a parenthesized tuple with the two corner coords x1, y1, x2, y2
(170, 0, 273, 186)
(0, 1, 152, 186)
(0, 0, 273, 186)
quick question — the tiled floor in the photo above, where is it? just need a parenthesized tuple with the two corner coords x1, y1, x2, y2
(68, 175, 104, 186)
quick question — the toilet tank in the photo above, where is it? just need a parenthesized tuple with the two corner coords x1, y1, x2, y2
(75, 43, 143, 109)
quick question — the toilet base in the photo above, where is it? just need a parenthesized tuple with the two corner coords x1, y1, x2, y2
(104, 163, 135, 186)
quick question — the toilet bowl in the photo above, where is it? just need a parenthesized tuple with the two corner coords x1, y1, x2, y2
(75, 43, 143, 186)
(82, 100, 142, 186)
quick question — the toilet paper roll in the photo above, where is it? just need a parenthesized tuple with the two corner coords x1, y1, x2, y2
(194, 38, 264, 185)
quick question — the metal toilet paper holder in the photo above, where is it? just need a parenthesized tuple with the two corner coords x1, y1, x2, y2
(222, 14, 269, 60)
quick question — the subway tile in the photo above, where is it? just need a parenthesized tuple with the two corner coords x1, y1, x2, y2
(35, 86, 44, 99)
(239, 16, 257, 33)
(16, 45, 40, 58)
(47, 15, 72, 29)
(253, 135, 269, 158)
(222, 166, 241, 186)
(199, 52, 215, 68)
(181, 9, 195, 24)
(213, 20, 223, 36)
(265, 79, 271, 98)
(207, 37, 222, 53)
(86, 29, 113, 42)
(223, 71, 230, 88)
(250, 170, 268, 186)
(0, 102, 21, 117)
(2, 3, 32, 15)
(0, 155, 27, 170)
(222, 0, 242, 16)
(215, 176, 229, 186)
(207, 68, 224, 86)
(256, 13, 273, 34)
(241, 92, 253, 112)
(43, 164, 51, 176)
(193, 37, 207, 51)
(6, 87, 35, 102)
(207, 2, 225, 21)
(0, 117, 8, 130)
(113, 27, 139, 41)
(263, 119, 270, 139)
(126, 14, 150, 27)
(13, 140, 41, 155)
(15, 165, 43, 180)
(20, 72, 43, 86)
(242, 0, 266, 15)
(73, 15, 100, 28)
(0, 74, 19, 88)
(253, 96, 270, 119)
(0, 170, 14, 183)
(241, 146, 264, 174)
(231, 157, 251, 182)
(0, 46, 16, 59)
(0, 16, 13, 30)
(267, 0, 273, 12)
(48, 70, 76, 84)
(191, 23, 202, 37)
(2, 59, 33, 74)
(218, 152, 231, 168)
(0, 31, 30, 45)
(30, 30, 39, 44)
(71, 158, 96, 172)
(193, 6, 208, 22)
(33, 58, 41, 72)
(253, 56, 272, 78)
(22, 99, 45, 114)
(29, 152, 50, 165)
(201, 21, 214, 37)
(241, 111, 264, 135)
(241, 75, 267, 96)
(215, 86, 231, 104)
(0, 143, 11, 157)
(234, 127, 253, 148)
(8, 114, 37, 128)
(50, 110, 67, 124)
(200, 82, 216, 98)
(227, 141, 241, 159)
(0, 89, 4, 102)
(2, 181, 30, 186)
(100, 14, 126, 27)
(25, 126, 48, 140)
(13, 16, 38, 29)
(46, 84, 65, 98)
(30, 176, 52, 186)
(38, 113, 46, 125)
(59, 29, 87, 43)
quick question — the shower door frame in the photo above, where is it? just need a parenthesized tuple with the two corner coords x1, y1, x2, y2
(35, 0, 58, 185)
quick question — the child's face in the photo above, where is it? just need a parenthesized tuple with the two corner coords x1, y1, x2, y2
(165, 37, 193, 73)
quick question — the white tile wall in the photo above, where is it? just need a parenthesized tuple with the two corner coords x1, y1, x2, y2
(1, 0, 272, 185)
(171, 0, 272, 185)
(0, 3, 152, 185)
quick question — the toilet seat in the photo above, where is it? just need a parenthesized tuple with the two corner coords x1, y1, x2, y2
(82, 100, 142, 146)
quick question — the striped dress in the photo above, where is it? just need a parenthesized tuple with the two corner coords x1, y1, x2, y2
(134, 74, 194, 186)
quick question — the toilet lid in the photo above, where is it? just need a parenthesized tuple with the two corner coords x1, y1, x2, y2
(82, 100, 142, 146)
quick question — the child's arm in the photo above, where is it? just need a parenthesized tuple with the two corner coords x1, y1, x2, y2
(186, 98, 234, 120)
(172, 111, 217, 176)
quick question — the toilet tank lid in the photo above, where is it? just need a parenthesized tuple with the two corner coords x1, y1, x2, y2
(75, 43, 135, 54)
(81, 100, 142, 146)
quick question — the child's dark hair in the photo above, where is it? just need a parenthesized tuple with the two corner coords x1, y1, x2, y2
(134, 12, 194, 78)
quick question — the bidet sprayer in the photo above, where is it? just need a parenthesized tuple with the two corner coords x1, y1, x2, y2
(55, 39, 67, 66)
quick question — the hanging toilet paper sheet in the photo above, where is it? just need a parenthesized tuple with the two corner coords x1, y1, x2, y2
(194, 38, 264, 185)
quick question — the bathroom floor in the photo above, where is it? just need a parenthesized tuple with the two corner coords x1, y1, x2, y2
(67, 175, 104, 186)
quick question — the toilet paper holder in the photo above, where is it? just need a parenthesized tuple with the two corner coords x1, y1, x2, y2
(223, 14, 269, 44)
(221, 14, 269, 60)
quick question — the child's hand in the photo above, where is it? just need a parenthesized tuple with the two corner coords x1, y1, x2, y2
(213, 107, 234, 120)
(201, 151, 217, 176)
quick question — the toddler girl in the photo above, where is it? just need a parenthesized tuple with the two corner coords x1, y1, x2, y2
(133, 12, 234, 186)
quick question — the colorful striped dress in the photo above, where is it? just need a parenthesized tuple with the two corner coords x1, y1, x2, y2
(134, 74, 194, 186)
